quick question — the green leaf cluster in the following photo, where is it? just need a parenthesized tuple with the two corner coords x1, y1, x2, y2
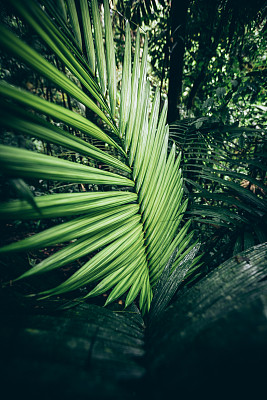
(170, 117, 267, 274)
(0, 0, 194, 314)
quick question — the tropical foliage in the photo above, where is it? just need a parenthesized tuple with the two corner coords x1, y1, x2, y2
(170, 117, 267, 275)
(0, 0, 195, 314)
(0, 1, 266, 399)
(126, 0, 266, 122)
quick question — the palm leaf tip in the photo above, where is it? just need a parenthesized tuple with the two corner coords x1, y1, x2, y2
(0, 0, 194, 314)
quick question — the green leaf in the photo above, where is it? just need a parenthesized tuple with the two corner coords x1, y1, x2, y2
(0, 191, 138, 220)
(125, 28, 140, 151)
(10, 0, 109, 112)
(119, 21, 132, 138)
(0, 81, 125, 154)
(148, 243, 200, 325)
(104, 0, 117, 116)
(79, 0, 96, 74)
(0, 103, 130, 173)
(86, 248, 145, 298)
(9, 178, 41, 216)
(129, 34, 148, 166)
(55, 0, 67, 22)
(18, 215, 142, 279)
(39, 218, 144, 292)
(0, 145, 134, 187)
(91, 0, 107, 95)
(104, 258, 147, 306)
(0, 204, 139, 253)
(0, 24, 115, 132)
(66, 0, 82, 49)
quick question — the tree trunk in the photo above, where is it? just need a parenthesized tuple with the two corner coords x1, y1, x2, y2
(167, 0, 190, 123)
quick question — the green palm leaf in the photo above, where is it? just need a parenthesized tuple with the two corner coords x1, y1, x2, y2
(170, 118, 266, 270)
(0, 191, 138, 219)
(79, 0, 96, 74)
(0, 0, 194, 314)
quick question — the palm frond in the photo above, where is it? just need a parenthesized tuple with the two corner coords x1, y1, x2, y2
(170, 117, 267, 269)
(0, 0, 194, 314)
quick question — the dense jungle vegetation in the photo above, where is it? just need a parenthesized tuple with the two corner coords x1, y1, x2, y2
(0, 1, 266, 399)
